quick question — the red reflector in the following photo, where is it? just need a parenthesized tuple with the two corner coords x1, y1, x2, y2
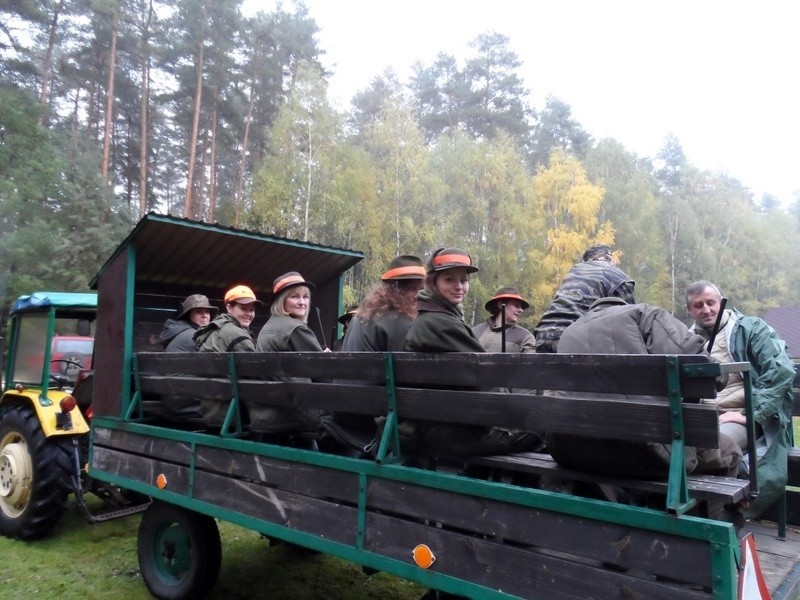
(60, 396, 77, 412)
(85, 406, 93, 420)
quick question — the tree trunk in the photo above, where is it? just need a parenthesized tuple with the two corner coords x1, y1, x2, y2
(38, 0, 63, 127)
(138, 0, 154, 218)
(234, 80, 256, 227)
(101, 10, 118, 185)
(208, 94, 219, 222)
(184, 36, 206, 219)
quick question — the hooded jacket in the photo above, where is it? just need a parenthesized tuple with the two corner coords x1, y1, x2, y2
(547, 299, 742, 479)
(158, 318, 198, 352)
(692, 309, 794, 518)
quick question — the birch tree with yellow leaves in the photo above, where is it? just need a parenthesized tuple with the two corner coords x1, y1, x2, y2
(526, 150, 615, 316)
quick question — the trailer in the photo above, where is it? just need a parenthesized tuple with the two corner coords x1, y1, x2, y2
(86, 213, 800, 599)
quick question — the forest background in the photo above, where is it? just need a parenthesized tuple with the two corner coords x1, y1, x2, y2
(2, 0, 799, 332)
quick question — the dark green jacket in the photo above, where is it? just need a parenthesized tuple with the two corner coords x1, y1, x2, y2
(405, 290, 484, 352)
(341, 310, 413, 352)
(722, 310, 794, 518)
(194, 313, 255, 352)
(256, 315, 323, 351)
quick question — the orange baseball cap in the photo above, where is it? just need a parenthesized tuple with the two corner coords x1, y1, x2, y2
(224, 285, 261, 305)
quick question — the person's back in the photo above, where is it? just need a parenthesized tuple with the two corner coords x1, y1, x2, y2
(534, 245, 634, 353)
(159, 319, 196, 352)
(546, 298, 741, 479)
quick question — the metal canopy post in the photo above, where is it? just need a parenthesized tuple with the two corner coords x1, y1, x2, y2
(666, 355, 696, 515)
(375, 353, 402, 464)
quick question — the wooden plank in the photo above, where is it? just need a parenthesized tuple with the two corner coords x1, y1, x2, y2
(135, 351, 724, 399)
(92, 426, 193, 463)
(92, 251, 128, 417)
(138, 375, 231, 399)
(136, 352, 230, 376)
(235, 352, 388, 382)
(193, 469, 357, 545)
(392, 353, 720, 399)
(395, 389, 721, 448)
(366, 478, 713, 586)
(136, 375, 719, 447)
(195, 446, 360, 503)
(365, 511, 710, 600)
(91, 446, 190, 495)
(467, 453, 749, 505)
(239, 381, 388, 416)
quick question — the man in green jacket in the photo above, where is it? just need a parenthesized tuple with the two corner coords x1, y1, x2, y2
(686, 280, 795, 519)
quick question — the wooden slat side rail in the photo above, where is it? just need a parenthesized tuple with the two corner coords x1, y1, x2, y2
(135, 372, 721, 447)
(135, 351, 727, 398)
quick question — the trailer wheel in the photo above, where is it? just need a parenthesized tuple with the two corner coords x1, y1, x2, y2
(0, 404, 72, 539)
(138, 501, 222, 600)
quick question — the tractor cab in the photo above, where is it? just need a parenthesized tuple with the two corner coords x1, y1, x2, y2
(2, 292, 96, 432)
(4, 292, 96, 391)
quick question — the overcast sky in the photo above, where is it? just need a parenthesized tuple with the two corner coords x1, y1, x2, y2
(249, 0, 799, 205)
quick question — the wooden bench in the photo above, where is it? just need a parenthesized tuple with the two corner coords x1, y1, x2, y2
(89, 351, 755, 598)
(129, 351, 753, 517)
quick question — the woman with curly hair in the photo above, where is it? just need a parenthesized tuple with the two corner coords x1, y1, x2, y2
(341, 255, 426, 352)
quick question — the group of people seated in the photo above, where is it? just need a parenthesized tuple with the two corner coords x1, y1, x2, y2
(156, 243, 795, 519)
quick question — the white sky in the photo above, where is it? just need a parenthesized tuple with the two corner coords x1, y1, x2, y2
(249, 0, 800, 205)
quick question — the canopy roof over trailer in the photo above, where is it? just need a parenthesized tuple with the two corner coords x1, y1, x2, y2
(90, 213, 364, 296)
(89, 214, 364, 418)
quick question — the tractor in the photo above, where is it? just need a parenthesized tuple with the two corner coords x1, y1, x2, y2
(0, 292, 148, 539)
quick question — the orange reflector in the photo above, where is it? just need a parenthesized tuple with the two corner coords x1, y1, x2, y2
(156, 474, 167, 489)
(412, 544, 435, 569)
(59, 395, 77, 412)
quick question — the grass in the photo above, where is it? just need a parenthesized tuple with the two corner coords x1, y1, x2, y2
(0, 497, 426, 600)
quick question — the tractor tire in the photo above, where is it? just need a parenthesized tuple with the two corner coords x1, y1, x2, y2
(138, 501, 222, 600)
(0, 404, 73, 539)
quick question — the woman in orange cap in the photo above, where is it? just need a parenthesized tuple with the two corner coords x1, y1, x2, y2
(405, 247, 484, 353)
(256, 272, 326, 352)
(254, 272, 325, 436)
(403, 247, 540, 456)
(472, 287, 535, 353)
(195, 285, 261, 352)
(342, 255, 425, 352)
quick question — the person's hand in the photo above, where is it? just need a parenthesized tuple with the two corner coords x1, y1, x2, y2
(718, 411, 746, 425)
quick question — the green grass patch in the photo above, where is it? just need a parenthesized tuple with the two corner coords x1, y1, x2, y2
(0, 497, 425, 599)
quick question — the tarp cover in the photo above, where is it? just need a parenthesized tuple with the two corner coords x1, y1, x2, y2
(11, 292, 98, 315)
